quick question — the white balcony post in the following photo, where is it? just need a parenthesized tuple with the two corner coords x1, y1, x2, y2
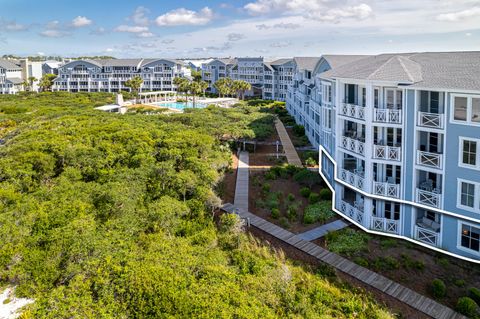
(363, 83, 374, 226)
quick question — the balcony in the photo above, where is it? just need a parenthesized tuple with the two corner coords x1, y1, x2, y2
(414, 216, 440, 246)
(373, 144, 401, 161)
(416, 150, 443, 170)
(341, 136, 365, 156)
(339, 200, 364, 225)
(416, 187, 442, 208)
(417, 112, 445, 129)
(370, 217, 400, 234)
(339, 168, 365, 190)
(340, 103, 365, 121)
(373, 181, 400, 198)
(373, 108, 402, 124)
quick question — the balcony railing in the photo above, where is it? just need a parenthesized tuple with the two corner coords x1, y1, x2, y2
(339, 200, 364, 225)
(340, 103, 365, 121)
(341, 136, 365, 156)
(373, 181, 400, 198)
(373, 108, 402, 124)
(416, 150, 443, 170)
(373, 145, 401, 161)
(417, 112, 444, 129)
(371, 217, 400, 234)
(339, 168, 365, 190)
(416, 188, 442, 208)
(414, 225, 440, 247)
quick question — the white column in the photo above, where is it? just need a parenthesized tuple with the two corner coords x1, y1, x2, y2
(363, 82, 374, 228)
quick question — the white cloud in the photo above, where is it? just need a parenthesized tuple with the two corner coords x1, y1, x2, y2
(115, 25, 149, 33)
(105, 48, 115, 52)
(137, 32, 155, 38)
(156, 7, 214, 26)
(270, 41, 291, 48)
(3, 21, 29, 31)
(244, 0, 373, 22)
(436, 7, 480, 21)
(40, 30, 69, 38)
(130, 6, 150, 26)
(466, 32, 472, 36)
(71, 16, 93, 27)
(227, 33, 245, 41)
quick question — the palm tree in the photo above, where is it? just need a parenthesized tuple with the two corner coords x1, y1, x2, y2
(188, 81, 204, 108)
(28, 76, 37, 91)
(21, 80, 30, 92)
(38, 74, 57, 92)
(124, 76, 143, 102)
(214, 78, 233, 98)
(199, 80, 208, 98)
(173, 77, 188, 100)
(233, 80, 251, 100)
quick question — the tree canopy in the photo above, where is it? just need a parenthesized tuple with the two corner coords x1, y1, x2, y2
(0, 93, 393, 318)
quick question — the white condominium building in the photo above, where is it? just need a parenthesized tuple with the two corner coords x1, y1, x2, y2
(53, 58, 190, 93)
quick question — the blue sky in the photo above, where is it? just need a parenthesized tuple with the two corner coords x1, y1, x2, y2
(0, 0, 479, 58)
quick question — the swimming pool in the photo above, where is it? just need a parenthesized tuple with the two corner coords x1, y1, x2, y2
(152, 101, 207, 110)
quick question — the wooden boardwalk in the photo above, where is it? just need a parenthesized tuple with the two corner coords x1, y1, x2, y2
(222, 203, 465, 319)
(297, 219, 350, 241)
(233, 151, 249, 211)
(275, 119, 303, 167)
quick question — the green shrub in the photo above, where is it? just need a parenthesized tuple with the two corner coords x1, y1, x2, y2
(287, 193, 295, 201)
(308, 192, 320, 204)
(271, 208, 280, 219)
(380, 239, 398, 249)
(325, 229, 370, 256)
(300, 187, 311, 198)
(287, 206, 297, 221)
(316, 263, 336, 278)
(293, 169, 322, 187)
(305, 157, 317, 167)
(354, 257, 369, 267)
(456, 297, 478, 317)
(279, 217, 290, 228)
(262, 183, 271, 193)
(373, 257, 400, 271)
(455, 279, 466, 287)
(293, 124, 305, 136)
(303, 202, 335, 224)
(469, 287, 480, 305)
(265, 171, 276, 180)
(319, 188, 332, 200)
(431, 279, 446, 298)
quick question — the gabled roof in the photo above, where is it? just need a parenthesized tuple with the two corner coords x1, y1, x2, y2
(98, 59, 143, 67)
(263, 63, 274, 71)
(269, 58, 293, 66)
(321, 55, 370, 70)
(320, 52, 480, 91)
(6, 77, 23, 84)
(294, 57, 322, 71)
(0, 59, 22, 70)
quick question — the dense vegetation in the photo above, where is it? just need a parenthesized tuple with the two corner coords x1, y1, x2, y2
(0, 93, 392, 318)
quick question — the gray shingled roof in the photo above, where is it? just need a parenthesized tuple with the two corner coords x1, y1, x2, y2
(0, 59, 22, 70)
(270, 58, 293, 66)
(320, 52, 480, 91)
(294, 57, 322, 71)
(321, 55, 370, 70)
(6, 78, 23, 84)
(97, 59, 143, 67)
(217, 58, 237, 65)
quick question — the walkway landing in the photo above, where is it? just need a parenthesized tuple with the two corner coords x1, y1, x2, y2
(275, 119, 303, 167)
(297, 219, 350, 241)
(233, 151, 249, 211)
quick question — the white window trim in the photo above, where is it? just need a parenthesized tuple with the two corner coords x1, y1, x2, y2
(450, 93, 480, 126)
(457, 178, 480, 213)
(458, 137, 480, 170)
(457, 220, 480, 256)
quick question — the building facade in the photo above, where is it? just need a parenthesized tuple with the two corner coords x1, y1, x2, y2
(0, 60, 24, 94)
(287, 52, 480, 262)
(202, 58, 236, 94)
(263, 59, 295, 101)
(53, 58, 190, 93)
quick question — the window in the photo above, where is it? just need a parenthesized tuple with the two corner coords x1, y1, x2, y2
(472, 98, 480, 123)
(457, 179, 480, 212)
(462, 140, 477, 166)
(460, 224, 480, 252)
(459, 137, 480, 169)
(452, 95, 480, 124)
(461, 182, 475, 208)
(454, 97, 468, 121)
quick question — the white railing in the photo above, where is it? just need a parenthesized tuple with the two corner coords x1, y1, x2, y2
(373, 182, 400, 198)
(373, 108, 402, 124)
(414, 226, 440, 246)
(371, 217, 400, 234)
(341, 103, 365, 120)
(416, 188, 442, 208)
(418, 112, 444, 129)
(339, 200, 364, 225)
(339, 168, 365, 190)
(416, 150, 443, 170)
(341, 136, 365, 156)
(373, 145, 401, 161)
(322, 130, 332, 152)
